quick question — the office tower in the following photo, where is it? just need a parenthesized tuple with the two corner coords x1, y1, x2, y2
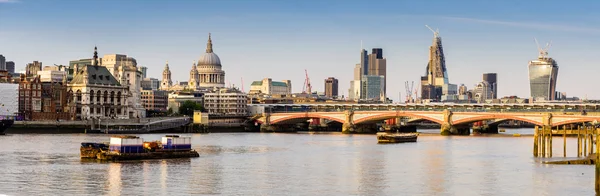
(6, 61, 14, 73)
(0, 55, 5, 71)
(324, 77, 338, 99)
(421, 26, 449, 101)
(528, 43, 558, 101)
(483, 73, 497, 99)
(367, 48, 387, 95)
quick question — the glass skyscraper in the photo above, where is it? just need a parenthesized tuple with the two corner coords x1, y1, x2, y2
(361, 75, 384, 101)
(528, 57, 558, 101)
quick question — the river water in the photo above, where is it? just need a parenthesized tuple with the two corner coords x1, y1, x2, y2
(0, 128, 595, 196)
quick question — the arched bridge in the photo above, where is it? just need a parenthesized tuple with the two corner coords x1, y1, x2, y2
(252, 110, 600, 135)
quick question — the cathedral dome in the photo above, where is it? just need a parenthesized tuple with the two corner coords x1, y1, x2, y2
(197, 33, 221, 66)
(198, 52, 221, 66)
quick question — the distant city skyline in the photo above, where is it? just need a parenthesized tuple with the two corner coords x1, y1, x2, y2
(2, 0, 600, 100)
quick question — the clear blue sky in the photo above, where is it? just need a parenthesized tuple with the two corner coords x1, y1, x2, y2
(1, 0, 600, 100)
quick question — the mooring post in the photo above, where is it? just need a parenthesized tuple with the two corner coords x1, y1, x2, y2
(541, 126, 546, 157)
(563, 125, 567, 157)
(578, 126, 582, 157)
(585, 127, 589, 156)
(595, 128, 600, 193)
(533, 126, 539, 157)
(549, 126, 553, 157)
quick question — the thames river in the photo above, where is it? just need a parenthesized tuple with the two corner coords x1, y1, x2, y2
(0, 128, 595, 196)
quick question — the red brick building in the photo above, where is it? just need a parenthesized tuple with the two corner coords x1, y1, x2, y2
(18, 75, 42, 120)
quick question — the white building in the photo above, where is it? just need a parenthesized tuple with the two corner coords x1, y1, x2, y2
(204, 88, 247, 116)
(0, 83, 18, 117)
(249, 78, 291, 95)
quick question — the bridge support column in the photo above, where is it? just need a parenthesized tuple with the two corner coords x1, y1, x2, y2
(342, 122, 355, 134)
(440, 109, 469, 135)
(342, 110, 355, 134)
(260, 124, 277, 132)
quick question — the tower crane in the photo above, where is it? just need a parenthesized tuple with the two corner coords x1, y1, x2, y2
(303, 69, 312, 94)
(534, 38, 552, 59)
(241, 77, 245, 92)
(405, 81, 414, 103)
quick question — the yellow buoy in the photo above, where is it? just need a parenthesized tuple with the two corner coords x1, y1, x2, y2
(513, 133, 521, 137)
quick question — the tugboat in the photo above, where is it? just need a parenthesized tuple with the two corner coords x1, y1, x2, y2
(0, 119, 14, 135)
(377, 131, 419, 144)
(81, 135, 199, 161)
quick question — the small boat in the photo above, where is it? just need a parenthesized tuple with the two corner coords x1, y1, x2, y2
(377, 132, 419, 144)
(81, 135, 199, 161)
(0, 119, 14, 135)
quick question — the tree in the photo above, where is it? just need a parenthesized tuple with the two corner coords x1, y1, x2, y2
(167, 108, 174, 115)
(178, 100, 203, 116)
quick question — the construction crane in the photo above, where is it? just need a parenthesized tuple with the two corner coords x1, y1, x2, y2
(425, 25, 439, 37)
(303, 69, 312, 94)
(534, 38, 552, 59)
(405, 81, 414, 103)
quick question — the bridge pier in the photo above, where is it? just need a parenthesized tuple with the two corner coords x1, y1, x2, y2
(342, 123, 355, 134)
(472, 123, 499, 134)
(260, 124, 277, 132)
(441, 124, 470, 135)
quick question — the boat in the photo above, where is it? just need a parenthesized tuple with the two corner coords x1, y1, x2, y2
(81, 135, 199, 161)
(0, 119, 14, 135)
(377, 132, 419, 144)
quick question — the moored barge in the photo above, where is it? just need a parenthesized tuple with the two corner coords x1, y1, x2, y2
(377, 132, 419, 144)
(81, 135, 199, 161)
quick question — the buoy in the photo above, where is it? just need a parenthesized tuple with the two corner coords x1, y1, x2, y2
(513, 133, 521, 137)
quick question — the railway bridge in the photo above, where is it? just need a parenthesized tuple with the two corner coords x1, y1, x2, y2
(248, 103, 600, 135)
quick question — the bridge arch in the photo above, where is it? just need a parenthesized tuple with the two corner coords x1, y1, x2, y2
(452, 114, 544, 126)
(552, 117, 600, 127)
(270, 113, 346, 125)
(353, 112, 444, 125)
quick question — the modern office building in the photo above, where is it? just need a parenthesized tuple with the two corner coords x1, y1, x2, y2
(483, 73, 497, 99)
(473, 81, 493, 103)
(360, 49, 369, 76)
(249, 78, 292, 96)
(139, 66, 147, 78)
(528, 50, 558, 101)
(368, 48, 387, 95)
(141, 78, 160, 90)
(0, 55, 5, 71)
(361, 75, 385, 101)
(324, 77, 338, 99)
(6, 61, 15, 73)
(203, 88, 247, 116)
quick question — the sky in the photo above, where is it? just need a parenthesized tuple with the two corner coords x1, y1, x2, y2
(1, 0, 600, 100)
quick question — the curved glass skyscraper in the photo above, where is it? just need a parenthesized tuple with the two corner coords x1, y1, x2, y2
(528, 56, 558, 101)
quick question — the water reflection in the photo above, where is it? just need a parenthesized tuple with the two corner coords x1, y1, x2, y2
(0, 131, 597, 195)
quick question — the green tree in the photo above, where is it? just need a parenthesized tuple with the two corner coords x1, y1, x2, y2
(178, 100, 203, 116)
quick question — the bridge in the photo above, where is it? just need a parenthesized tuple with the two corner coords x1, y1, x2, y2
(248, 103, 600, 135)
